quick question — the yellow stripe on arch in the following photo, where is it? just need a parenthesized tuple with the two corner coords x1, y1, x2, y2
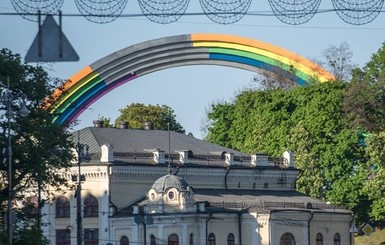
(191, 33, 334, 82)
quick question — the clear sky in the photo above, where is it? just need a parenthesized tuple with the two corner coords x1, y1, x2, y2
(1, 1, 385, 139)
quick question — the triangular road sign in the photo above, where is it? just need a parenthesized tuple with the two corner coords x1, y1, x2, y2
(349, 224, 359, 233)
(25, 14, 79, 62)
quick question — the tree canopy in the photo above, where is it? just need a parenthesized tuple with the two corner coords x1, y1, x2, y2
(114, 103, 185, 133)
(205, 42, 385, 225)
(0, 48, 73, 244)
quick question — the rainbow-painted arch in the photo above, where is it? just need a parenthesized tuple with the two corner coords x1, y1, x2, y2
(48, 33, 334, 126)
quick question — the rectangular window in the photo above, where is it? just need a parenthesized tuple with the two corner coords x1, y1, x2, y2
(84, 229, 99, 245)
(56, 229, 70, 245)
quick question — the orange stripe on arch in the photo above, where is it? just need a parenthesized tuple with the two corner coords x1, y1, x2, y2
(191, 33, 335, 81)
(43, 66, 94, 110)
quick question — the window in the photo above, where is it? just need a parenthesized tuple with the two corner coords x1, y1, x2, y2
(150, 235, 156, 245)
(120, 236, 129, 245)
(168, 234, 179, 245)
(316, 233, 323, 245)
(227, 233, 235, 245)
(84, 194, 98, 217)
(168, 191, 175, 200)
(189, 233, 194, 245)
(56, 229, 70, 245)
(56, 196, 70, 218)
(333, 233, 341, 245)
(84, 228, 99, 245)
(280, 233, 296, 245)
(208, 233, 215, 245)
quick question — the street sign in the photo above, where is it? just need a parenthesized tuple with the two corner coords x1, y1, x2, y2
(349, 224, 359, 233)
(25, 14, 79, 62)
(362, 223, 374, 236)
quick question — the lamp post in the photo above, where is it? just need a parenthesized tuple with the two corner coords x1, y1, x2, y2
(1, 79, 30, 245)
(75, 140, 89, 245)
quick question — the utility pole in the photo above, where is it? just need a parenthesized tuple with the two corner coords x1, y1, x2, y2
(2, 77, 30, 244)
(75, 134, 89, 245)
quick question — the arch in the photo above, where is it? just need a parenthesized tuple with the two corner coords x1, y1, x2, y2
(45, 33, 334, 126)
(150, 235, 156, 245)
(333, 233, 341, 245)
(55, 196, 70, 218)
(189, 233, 194, 245)
(83, 194, 99, 217)
(208, 233, 216, 245)
(227, 233, 235, 245)
(316, 233, 323, 245)
(168, 234, 179, 245)
(120, 236, 129, 245)
(280, 232, 296, 245)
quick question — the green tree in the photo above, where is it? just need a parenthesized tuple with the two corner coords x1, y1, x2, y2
(115, 103, 185, 133)
(344, 42, 385, 132)
(0, 48, 73, 244)
(205, 81, 371, 223)
(363, 125, 385, 222)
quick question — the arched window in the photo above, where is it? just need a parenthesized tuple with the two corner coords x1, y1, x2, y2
(168, 234, 179, 245)
(150, 235, 156, 245)
(280, 233, 296, 245)
(333, 233, 341, 245)
(227, 233, 235, 245)
(84, 194, 98, 217)
(120, 236, 129, 245)
(208, 233, 215, 245)
(189, 233, 194, 245)
(56, 196, 70, 218)
(316, 233, 323, 245)
(84, 229, 98, 245)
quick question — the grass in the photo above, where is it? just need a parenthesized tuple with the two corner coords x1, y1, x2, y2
(355, 226, 385, 245)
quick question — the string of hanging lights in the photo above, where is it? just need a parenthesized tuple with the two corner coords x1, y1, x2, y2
(7, 0, 385, 25)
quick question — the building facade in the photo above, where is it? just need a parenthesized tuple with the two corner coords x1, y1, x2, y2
(42, 122, 354, 245)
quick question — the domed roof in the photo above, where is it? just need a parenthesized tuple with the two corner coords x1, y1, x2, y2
(151, 174, 190, 193)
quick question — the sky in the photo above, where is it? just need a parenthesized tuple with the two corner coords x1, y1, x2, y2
(1, 1, 385, 139)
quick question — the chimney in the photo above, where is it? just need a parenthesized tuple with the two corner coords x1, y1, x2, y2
(93, 120, 103, 128)
(144, 121, 153, 130)
(119, 122, 129, 129)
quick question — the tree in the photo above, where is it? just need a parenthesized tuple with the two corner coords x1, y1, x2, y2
(205, 81, 372, 223)
(343, 42, 385, 132)
(364, 132, 385, 222)
(0, 49, 73, 244)
(319, 42, 356, 82)
(114, 103, 185, 133)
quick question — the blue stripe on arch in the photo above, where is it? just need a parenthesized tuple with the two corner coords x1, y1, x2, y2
(209, 53, 308, 86)
(55, 81, 107, 125)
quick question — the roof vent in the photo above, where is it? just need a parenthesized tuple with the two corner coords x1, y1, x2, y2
(178, 150, 189, 164)
(144, 121, 153, 130)
(119, 122, 129, 129)
(251, 153, 269, 167)
(93, 120, 103, 128)
(225, 153, 234, 165)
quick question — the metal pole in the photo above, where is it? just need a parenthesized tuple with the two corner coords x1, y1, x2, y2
(6, 78, 13, 245)
(76, 143, 82, 245)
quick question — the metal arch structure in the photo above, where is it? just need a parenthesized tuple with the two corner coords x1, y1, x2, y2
(45, 33, 335, 126)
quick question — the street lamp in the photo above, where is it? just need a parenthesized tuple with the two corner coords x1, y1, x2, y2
(74, 140, 90, 245)
(1, 79, 30, 245)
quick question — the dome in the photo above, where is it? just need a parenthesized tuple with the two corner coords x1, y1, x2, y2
(151, 174, 190, 193)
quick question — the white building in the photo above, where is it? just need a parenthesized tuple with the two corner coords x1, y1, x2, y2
(42, 121, 354, 245)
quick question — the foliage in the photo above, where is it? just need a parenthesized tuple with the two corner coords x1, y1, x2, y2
(115, 103, 185, 133)
(344, 43, 385, 132)
(98, 116, 113, 128)
(320, 42, 356, 82)
(205, 81, 371, 224)
(205, 42, 385, 225)
(0, 48, 73, 243)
